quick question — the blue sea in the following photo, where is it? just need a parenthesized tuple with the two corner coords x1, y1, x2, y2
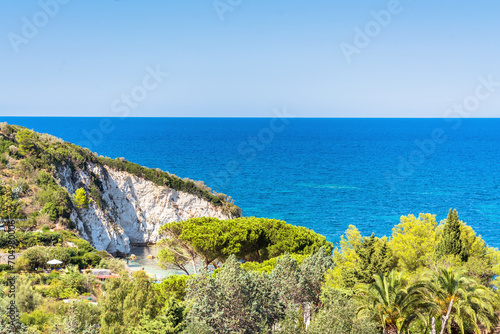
(3, 117, 500, 248)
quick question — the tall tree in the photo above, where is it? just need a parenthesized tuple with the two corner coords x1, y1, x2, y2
(157, 217, 332, 274)
(327, 225, 363, 289)
(338, 234, 393, 288)
(185, 255, 278, 334)
(435, 209, 466, 261)
(15, 275, 43, 313)
(355, 234, 393, 284)
(131, 298, 186, 334)
(389, 213, 439, 272)
(307, 288, 379, 334)
(270, 248, 333, 328)
(72, 188, 90, 209)
(100, 271, 161, 334)
(15, 129, 36, 156)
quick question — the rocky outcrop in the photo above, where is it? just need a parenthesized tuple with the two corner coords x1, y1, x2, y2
(56, 163, 238, 256)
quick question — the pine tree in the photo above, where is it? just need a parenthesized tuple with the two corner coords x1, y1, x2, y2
(435, 208, 466, 260)
(15, 129, 36, 156)
(354, 234, 392, 284)
(72, 188, 89, 209)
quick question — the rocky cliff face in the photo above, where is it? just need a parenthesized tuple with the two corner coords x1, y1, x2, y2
(56, 163, 238, 256)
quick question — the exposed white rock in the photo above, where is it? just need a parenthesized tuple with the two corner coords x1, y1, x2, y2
(57, 163, 238, 255)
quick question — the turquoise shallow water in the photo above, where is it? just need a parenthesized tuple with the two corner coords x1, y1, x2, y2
(128, 245, 190, 278)
(3, 117, 500, 248)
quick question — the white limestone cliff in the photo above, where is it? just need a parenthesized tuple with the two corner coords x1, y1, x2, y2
(56, 163, 238, 256)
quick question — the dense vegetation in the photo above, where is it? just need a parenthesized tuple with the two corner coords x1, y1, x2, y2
(1, 209, 497, 333)
(157, 217, 332, 274)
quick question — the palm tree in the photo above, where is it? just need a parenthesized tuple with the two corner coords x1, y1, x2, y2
(355, 271, 430, 334)
(424, 268, 499, 334)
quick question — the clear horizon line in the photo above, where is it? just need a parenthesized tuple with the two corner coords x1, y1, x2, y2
(1, 116, 500, 119)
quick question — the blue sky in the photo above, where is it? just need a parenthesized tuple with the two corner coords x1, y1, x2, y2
(1, 0, 499, 117)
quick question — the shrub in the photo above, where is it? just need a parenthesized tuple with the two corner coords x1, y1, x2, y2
(58, 230, 95, 253)
(0, 135, 13, 154)
(14, 256, 30, 272)
(21, 245, 70, 270)
(15, 216, 36, 232)
(155, 275, 189, 301)
(89, 184, 103, 209)
(83, 252, 102, 267)
(0, 231, 63, 249)
(37, 186, 72, 221)
(20, 309, 52, 331)
(16, 129, 37, 156)
(43, 272, 86, 299)
(36, 170, 56, 188)
(20, 246, 49, 270)
(55, 300, 102, 330)
(0, 154, 7, 165)
(0, 264, 11, 272)
(15, 275, 43, 313)
(69, 256, 87, 270)
(42, 225, 50, 233)
(48, 271, 61, 280)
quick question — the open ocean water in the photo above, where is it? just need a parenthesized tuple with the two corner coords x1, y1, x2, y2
(3, 117, 500, 248)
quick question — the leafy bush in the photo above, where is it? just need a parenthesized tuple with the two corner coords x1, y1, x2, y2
(38, 187, 72, 221)
(0, 153, 7, 165)
(0, 264, 11, 272)
(155, 275, 189, 302)
(36, 170, 56, 188)
(46, 278, 79, 299)
(69, 256, 87, 270)
(15, 275, 43, 313)
(241, 253, 309, 273)
(20, 308, 52, 331)
(58, 230, 95, 253)
(0, 231, 62, 249)
(83, 252, 102, 267)
(0, 136, 13, 154)
(55, 300, 102, 330)
(15, 129, 37, 156)
(89, 184, 103, 209)
(307, 288, 379, 334)
(20, 245, 71, 270)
